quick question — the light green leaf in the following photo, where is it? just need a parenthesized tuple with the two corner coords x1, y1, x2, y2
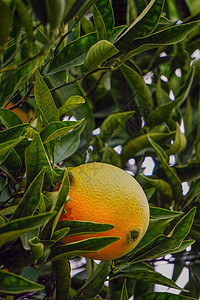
(83, 40, 119, 73)
(58, 95, 85, 117)
(120, 280, 129, 300)
(0, 212, 55, 247)
(29, 237, 44, 259)
(35, 70, 59, 127)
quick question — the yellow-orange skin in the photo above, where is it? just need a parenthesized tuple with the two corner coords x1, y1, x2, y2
(60, 162, 149, 261)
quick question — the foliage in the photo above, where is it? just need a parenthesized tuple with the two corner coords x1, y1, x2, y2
(0, 0, 200, 299)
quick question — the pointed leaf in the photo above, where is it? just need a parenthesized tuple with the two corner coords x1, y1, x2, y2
(115, 0, 165, 52)
(11, 168, 45, 219)
(83, 40, 119, 74)
(99, 111, 135, 143)
(0, 270, 44, 294)
(0, 124, 30, 143)
(77, 261, 112, 299)
(0, 138, 24, 164)
(48, 236, 120, 261)
(25, 133, 52, 187)
(35, 70, 59, 127)
(58, 95, 85, 117)
(0, 212, 55, 247)
(120, 64, 153, 120)
(56, 220, 114, 236)
(141, 175, 173, 200)
(92, 4, 107, 40)
(48, 33, 97, 74)
(150, 207, 183, 220)
(0, 108, 22, 128)
(96, 0, 115, 37)
(120, 280, 129, 300)
(148, 138, 182, 202)
(40, 119, 84, 143)
(136, 292, 196, 300)
(166, 122, 187, 155)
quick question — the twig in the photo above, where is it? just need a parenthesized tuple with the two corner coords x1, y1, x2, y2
(7, 85, 34, 110)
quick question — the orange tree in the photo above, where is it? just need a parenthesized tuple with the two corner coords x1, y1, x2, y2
(0, 0, 200, 299)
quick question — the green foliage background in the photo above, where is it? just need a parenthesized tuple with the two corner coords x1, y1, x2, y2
(0, 0, 200, 299)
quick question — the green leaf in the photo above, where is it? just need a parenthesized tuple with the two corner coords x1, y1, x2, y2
(112, 262, 185, 291)
(140, 175, 173, 200)
(121, 132, 174, 162)
(56, 220, 114, 236)
(150, 207, 183, 220)
(29, 237, 44, 259)
(166, 122, 187, 155)
(147, 67, 195, 126)
(58, 95, 85, 117)
(77, 261, 112, 299)
(48, 236, 120, 261)
(65, 0, 98, 24)
(52, 227, 70, 242)
(13, 0, 33, 41)
(148, 137, 182, 203)
(99, 111, 135, 143)
(130, 22, 200, 56)
(0, 270, 44, 295)
(120, 280, 129, 300)
(53, 259, 71, 300)
(115, 0, 165, 52)
(5, 149, 22, 172)
(40, 169, 69, 240)
(0, 212, 55, 247)
(131, 207, 196, 262)
(0, 124, 30, 143)
(48, 33, 97, 74)
(11, 168, 45, 219)
(0, 0, 13, 47)
(120, 64, 153, 120)
(0, 138, 24, 165)
(108, 25, 127, 43)
(2, 58, 43, 105)
(136, 292, 196, 300)
(92, 4, 107, 40)
(96, 0, 115, 37)
(83, 40, 119, 74)
(0, 108, 22, 128)
(35, 70, 59, 127)
(25, 133, 52, 187)
(54, 121, 85, 163)
(40, 119, 84, 143)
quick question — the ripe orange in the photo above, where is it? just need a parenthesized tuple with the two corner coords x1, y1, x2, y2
(59, 162, 149, 260)
(5, 102, 35, 123)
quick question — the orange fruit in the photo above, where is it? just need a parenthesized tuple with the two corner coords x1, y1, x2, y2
(5, 102, 35, 123)
(59, 162, 149, 261)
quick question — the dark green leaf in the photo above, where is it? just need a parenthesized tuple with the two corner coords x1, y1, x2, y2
(136, 292, 196, 300)
(0, 270, 44, 294)
(40, 119, 84, 143)
(11, 168, 45, 219)
(140, 175, 173, 200)
(96, 0, 115, 37)
(120, 64, 153, 120)
(115, 0, 165, 52)
(48, 236, 120, 261)
(0, 0, 13, 47)
(83, 40, 119, 73)
(147, 67, 195, 126)
(56, 220, 114, 236)
(0, 212, 55, 247)
(92, 4, 107, 40)
(77, 261, 112, 298)
(150, 207, 183, 220)
(52, 227, 70, 242)
(99, 111, 135, 143)
(108, 25, 127, 43)
(0, 124, 30, 143)
(53, 259, 71, 300)
(166, 122, 187, 155)
(0, 138, 24, 165)
(35, 70, 59, 127)
(48, 33, 97, 74)
(54, 121, 85, 163)
(13, 0, 33, 41)
(25, 133, 52, 187)
(0, 108, 22, 128)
